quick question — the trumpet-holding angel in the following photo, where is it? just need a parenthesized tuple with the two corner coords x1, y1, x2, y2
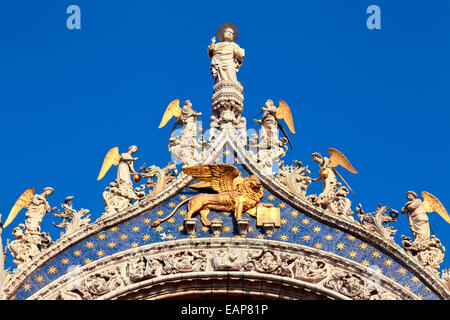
(207, 24, 245, 84)
(254, 99, 296, 149)
(310, 149, 358, 205)
(401, 191, 450, 243)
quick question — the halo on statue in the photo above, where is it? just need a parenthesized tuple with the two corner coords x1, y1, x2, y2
(218, 23, 238, 42)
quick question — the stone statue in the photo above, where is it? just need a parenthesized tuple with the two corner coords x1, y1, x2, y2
(400, 191, 449, 276)
(324, 186, 354, 220)
(207, 24, 245, 84)
(310, 149, 357, 206)
(24, 187, 54, 233)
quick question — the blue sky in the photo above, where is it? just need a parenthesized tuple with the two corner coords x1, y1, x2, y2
(1, 0, 450, 271)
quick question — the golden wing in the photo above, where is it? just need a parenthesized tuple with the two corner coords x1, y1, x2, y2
(97, 147, 121, 181)
(328, 148, 358, 174)
(182, 164, 240, 193)
(159, 99, 181, 129)
(3, 187, 34, 228)
(276, 100, 296, 134)
(422, 191, 450, 224)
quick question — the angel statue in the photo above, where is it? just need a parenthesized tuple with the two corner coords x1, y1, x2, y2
(4, 187, 53, 267)
(159, 99, 203, 164)
(152, 164, 267, 228)
(207, 23, 245, 84)
(401, 191, 450, 243)
(254, 99, 296, 149)
(310, 149, 358, 207)
(400, 191, 449, 276)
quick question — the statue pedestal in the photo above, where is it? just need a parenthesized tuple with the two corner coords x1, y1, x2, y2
(262, 221, 276, 238)
(184, 219, 197, 237)
(236, 218, 250, 237)
(212, 81, 244, 128)
(211, 221, 224, 237)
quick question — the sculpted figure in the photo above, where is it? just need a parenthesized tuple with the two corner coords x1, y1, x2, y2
(254, 99, 296, 149)
(324, 186, 354, 220)
(400, 191, 449, 276)
(24, 187, 54, 233)
(207, 24, 245, 83)
(152, 164, 265, 227)
(310, 149, 357, 206)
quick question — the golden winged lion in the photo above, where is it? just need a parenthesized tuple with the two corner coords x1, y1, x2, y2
(152, 164, 264, 227)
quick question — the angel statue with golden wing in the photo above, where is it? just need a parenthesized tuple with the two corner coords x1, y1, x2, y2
(310, 148, 358, 206)
(97, 145, 142, 202)
(254, 99, 296, 149)
(401, 191, 450, 243)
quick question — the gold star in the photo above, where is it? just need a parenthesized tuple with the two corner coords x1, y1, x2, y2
(397, 268, 407, 275)
(166, 233, 174, 240)
(348, 251, 357, 258)
(85, 241, 94, 249)
(97, 233, 106, 240)
(324, 234, 333, 241)
(347, 235, 356, 241)
(143, 218, 151, 225)
(61, 258, 70, 265)
(73, 250, 82, 257)
(280, 218, 288, 225)
(223, 226, 231, 232)
(290, 211, 299, 217)
(302, 235, 311, 242)
(96, 250, 105, 257)
(35, 275, 44, 283)
(257, 234, 264, 239)
(47, 266, 57, 274)
(110, 227, 118, 232)
(279, 202, 286, 208)
(178, 225, 184, 231)
(371, 251, 381, 258)
(404, 285, 411, 291)
(131, 242, 139, 248)
(234, 157, 239, 164)
(290, 226, 299, 233)
(315, 243, 323, 249)
(361, 259, 370, 267)
(313, 226, 322, 233)
(336, 243, 345, 250)
(201, 226, 209, 232)
(84, 258, 92, 265)
(268, 195, 275, 201)
(132, 226, 141, 232)
(223, 211, 231, 216)
(155, 226, 163, 232)
(360, 243, 368, 250)
(108, 241, 117, 248)
(223, 150, 230, 155)
(23, 284, 31, 292)
(168, 202, 176, 208)
(390, 276, 396, 282)
(168, 217, 175, 223)
(179, 210, 187, 216)
(280, 234, 288, 241)
(248, 226, 253, 232)
(120, 233, 128, 240)
(384, 259, 393, 267)
(156, 210, 164, 216)
(179, 195, 187, 200)
(302, 218, 310, 225)
(142, 234, 150, 241)
(411, 276, 419, 283)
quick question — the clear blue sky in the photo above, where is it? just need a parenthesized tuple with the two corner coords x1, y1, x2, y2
(1, 0, 450, 271)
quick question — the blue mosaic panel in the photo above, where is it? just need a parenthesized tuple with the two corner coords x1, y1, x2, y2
(11, 164, 439, 300)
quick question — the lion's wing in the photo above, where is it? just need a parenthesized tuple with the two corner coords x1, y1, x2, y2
(182, 164, 240, 193)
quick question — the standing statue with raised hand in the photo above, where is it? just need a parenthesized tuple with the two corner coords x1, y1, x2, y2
(400, 191, 449, 276)
(207, 23, 245, 84)
(309, 148, 358, 207)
